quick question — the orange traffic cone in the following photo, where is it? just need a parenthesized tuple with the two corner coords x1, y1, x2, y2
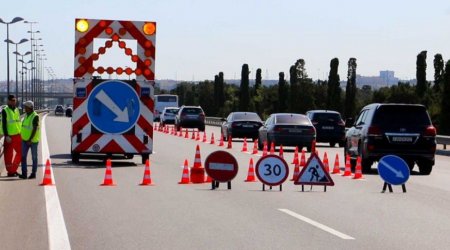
(291, 163, 300, 181)
(218, 134, 224, 146)
(242, 137, 248, 152)
(279, 145, 284, 158)
(178, 129, 183, 137)
(202, 131, 207, 142)
(101, 159, 115, 186)
(184, 128, 189, 138)
(178, 159, 190, 184)
(269, 142, 275, 155)
(245, 158, 257, 182)
(196, 131, 201, 141)
(205, 173, 213, 183)
(210, 133, 215, 144)
(190, 145, 205, 183)
(292, 146, 299, 164)
(262, 141, 268, 156)
(323, 152, 329, 172)
(191, 130, 196, 140)
(353, 157, 363, 179)
(40, 159, 54, 186)
(300, 149, 306, 167)
(342, 155, 352, 177)
(332, 154, 341, 174)
(140, 159, 153, 186)
(227, 136, 232, 149)
(252, 139, 258, 154)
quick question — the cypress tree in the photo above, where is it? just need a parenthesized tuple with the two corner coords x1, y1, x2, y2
(433, 54, 444, 93)
(289, 65, 298, 112)
(255, 68, 262, 94)
(440, 60, 450, 135)
(416, 51, 428, 98)
(239, 64, 250, 110)
(344, 58, 357, 119)
(278, 72, 288, 112)
(327, 58, 341, 111)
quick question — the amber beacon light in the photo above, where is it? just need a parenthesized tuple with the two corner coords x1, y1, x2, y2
(76, 19, 89, 32)
(142, 22, 156, 35)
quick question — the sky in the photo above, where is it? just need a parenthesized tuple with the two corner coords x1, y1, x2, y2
(1, 0, 450, 82)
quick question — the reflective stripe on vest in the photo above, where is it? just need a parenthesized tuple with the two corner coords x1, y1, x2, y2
(5, 107, 21, 136)
(21, 111, 40, 143)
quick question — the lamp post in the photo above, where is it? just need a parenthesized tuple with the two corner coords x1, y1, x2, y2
(6, 38, 29, 102)
(0, 17, 24, 96)
(18, 55, 32, 105)
(30, 35, 41, 104)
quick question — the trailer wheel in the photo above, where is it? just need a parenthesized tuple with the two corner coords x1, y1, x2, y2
(71, 152, 80, 164)
(142, 154, 149, 164)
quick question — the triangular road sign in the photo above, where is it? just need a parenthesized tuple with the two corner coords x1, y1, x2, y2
(294, 153, 334, 186)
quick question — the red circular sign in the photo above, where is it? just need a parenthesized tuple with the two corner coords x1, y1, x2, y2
(205, 151, 239, 182)
(255, 155, 289, 186)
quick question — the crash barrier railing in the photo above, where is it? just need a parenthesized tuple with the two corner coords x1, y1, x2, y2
(205, 116, 450, 150)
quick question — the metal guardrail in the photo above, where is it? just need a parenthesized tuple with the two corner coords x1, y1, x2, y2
(205, 116, 450, 150)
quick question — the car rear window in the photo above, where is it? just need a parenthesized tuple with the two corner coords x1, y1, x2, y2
(233, 113, 261, 121)
(372, 105, 431, 127)
(276, 114, 310, 125)
(182, 108, 202, 114)
(165, 109, 179, 114)
(157, 96, 177, 102)
(312, 113, 341, 122)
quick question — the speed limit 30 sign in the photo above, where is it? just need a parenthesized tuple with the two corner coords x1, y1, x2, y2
(255, 155, 289, 187)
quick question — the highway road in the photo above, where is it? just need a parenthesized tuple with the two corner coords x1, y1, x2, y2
(1, 114, 450, 250)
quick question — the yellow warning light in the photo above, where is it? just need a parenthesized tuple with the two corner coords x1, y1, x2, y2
(142, 22, 156, 35)
(76, 19, 89, 33)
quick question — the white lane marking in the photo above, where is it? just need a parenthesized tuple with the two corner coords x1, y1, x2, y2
(41, 114, 72, 250)
(278, 209, 355, 240)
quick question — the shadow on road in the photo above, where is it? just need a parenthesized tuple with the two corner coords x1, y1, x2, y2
(50, 154, 138, 169)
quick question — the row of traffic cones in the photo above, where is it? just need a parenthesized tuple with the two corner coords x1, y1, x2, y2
(101, 159, 154, 186)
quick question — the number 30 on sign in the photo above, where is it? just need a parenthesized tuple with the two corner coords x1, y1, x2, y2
(255, 155, 289, 186)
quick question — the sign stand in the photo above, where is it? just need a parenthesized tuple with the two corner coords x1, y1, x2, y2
(300, 185, 327, 192)
(211, 180, 231, 190)
(381, 182, 407, 193)
(262, 184, 282, 192)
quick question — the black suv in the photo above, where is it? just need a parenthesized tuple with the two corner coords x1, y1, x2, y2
(344, 103, 436, 175)
(175, 106, 206, 131)
(306, 110, 345, 147)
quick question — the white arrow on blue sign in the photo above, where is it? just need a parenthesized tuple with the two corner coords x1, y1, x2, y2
(87, 80, 140, 134)
(378, 155, 410, 185)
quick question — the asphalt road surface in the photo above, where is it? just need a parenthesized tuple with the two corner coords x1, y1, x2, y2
(1, 114, 450, 250)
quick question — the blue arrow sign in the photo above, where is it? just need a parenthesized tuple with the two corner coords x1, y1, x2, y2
(87, 80, 140, 134)
(378, 155, 410, 185)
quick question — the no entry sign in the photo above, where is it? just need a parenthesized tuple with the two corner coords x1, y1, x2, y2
(205, 151, 239, 182)
(255, 155, 289, 186)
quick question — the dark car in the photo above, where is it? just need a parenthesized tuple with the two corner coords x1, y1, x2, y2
(345, 103, 436, 175)
(175, 106, 206, 131)
(55, 105, 64, 116)
(258, 113, 316, 151)
(306, 110, 345, 147)
(221, 112, 263, 141)
(65, 107, 73, 117)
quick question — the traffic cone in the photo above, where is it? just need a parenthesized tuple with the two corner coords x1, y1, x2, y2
(227, 136, 232, 149)
(269, 142, 275, 155)
(202, 131, 207, 142)
(210, 133, 215, 144)
(205, 173, 213, 183)
(191, 130, 196, 140)
(178, 159, 190, 184)
(241, 137, 248, 152)
(40, 159, 54, 186)
(154, 124, 157, 131)
(332, 154, 341, 174)
(353, 156, 363, 179)
(140, 159, 153, 186)
(291, 163, 300, 181)
(184, 128, 189, 138)
(101, 159, 115, 186)
(218, 134, 224, 146)
(292, 146, 299, 164)
(300, 149, 306, 167)
(190, 145, 205, 183)
(196, 131, 201, 141)
(279, 145, 284, 158)
(323, 152, 329, 172)
(178, 129, 183, 137)
(342, 154, 352, 177)
(262, 141, 268, 156)
(244, 158, 256, 182)
(252, 139, 258, 154)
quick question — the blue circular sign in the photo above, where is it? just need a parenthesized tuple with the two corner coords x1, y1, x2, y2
(87, 80, 140, 134)
(378, 155, 410, 185)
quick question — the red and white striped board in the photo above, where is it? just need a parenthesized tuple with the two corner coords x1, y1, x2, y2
(72, 19, 156, 157)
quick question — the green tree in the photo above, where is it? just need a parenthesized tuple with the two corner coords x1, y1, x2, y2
(344, 58, 357, 119)
(433, 53, 444, 93)
(239, 64, 250, 110)
(278, 72, 289, 112)
(416, 50, 428, 99)
(253, 69, 262, 116)
(326, 58, 341, 112)
(289, 65, 299, 112)
(440, 60, 450, 135)
(254, 68, 262, 95)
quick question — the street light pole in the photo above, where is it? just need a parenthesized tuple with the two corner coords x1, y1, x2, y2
(5, 38, 28, 104)
(0, 17, 24, 96)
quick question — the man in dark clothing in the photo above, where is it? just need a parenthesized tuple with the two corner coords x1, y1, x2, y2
(2, 95, 22, 177)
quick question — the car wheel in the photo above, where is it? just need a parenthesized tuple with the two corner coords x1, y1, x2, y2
(142, 154, 149, 164)
(306, 146, 312, 152)
(417, 160, 433, 175)
(338, 140, 345, 147)
(71, 152, 80, 164)
(199, 125, 205, 132)
(361, 158, 373, 173)
(258, 138, 263, 150)
(405, 159, 415, 172)
(329, 142, 336, 148)
(176, 125, 181, 131)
